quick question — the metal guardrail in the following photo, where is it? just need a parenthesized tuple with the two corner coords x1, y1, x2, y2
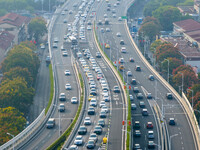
(0, 2, 70, 149)
(0, 109, 45, 150)
(124, 15, 200, 150)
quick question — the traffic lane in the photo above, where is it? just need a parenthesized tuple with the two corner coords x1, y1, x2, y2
(107, 22, 196, 150)
(28, 48, 51, 122)
(87, 32, 124, 150)
(165, 106, 196, 150)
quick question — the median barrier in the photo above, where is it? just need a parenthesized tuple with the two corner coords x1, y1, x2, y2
(124, 17, 200, 150)
(93, 22, 128, 150)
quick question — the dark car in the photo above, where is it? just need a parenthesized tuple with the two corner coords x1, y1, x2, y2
(149, 75, 155, 81)
(134, 130, 141, 137)
(59, 93, 66, 101)
(94, 126, 103, 135)
(129, 57, 134, 62)
(113, 86, 120, 93)
(96, 52, 101, 58)
(137, 93, 143, 99)
(148, 141, 155, 149)
(147, 122, 153, 129)
(120, 40, 125, 45)
(100, 111, 107, 118)
(142, 109, 148, 116)
(135, 65, 141, 71)
(133, 87, 139, 93)
(133, 121, 140, 129)
(98, 119, 105, 127)
(78, 126, 87, 135)
(134, 144, 141, 150)
(169, 118, 175, 125)
(166, 93, 173, 99)
(86, 140, 95, 149)
(146, 93, 152, 99)
(131, 79, 137, 85)
(88, 107, 95, 115)
(139, 101, 145, 108)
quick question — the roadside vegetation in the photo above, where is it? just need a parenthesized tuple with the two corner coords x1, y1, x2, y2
(0, 41, 40, 145)
(137, 0, 200, 121)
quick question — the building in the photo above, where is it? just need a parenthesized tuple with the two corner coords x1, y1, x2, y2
(0, 13, 31, 45)
(0, 31, 15, 62)
(161, 36, 200, 73)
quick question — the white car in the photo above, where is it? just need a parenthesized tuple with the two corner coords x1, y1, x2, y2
(121, 47, 126, 53)
(116, 32, 121, 37)
(100, 101, 106, 108)
(101, 105, 108, 113)
(87, 26, 92, 30)
(62, 51, 68, 56)
(71, 97, 78, 104)
(74, 135, 83, 146)
(102, 90, 109, 97)
(127, 71, 132, 76)
(64, 70, 70, 75)
(90, 99, 97, 107)
(90, 82, 96, 89)
(103, 95, 110, 102)
(65, 83, 71, 90)
(84, 117, 92, 125)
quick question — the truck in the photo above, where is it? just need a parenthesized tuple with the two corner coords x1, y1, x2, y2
(69, 36, 77, 45)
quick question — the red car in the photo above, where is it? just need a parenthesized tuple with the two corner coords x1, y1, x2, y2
(146, 122, 153, 129)
(129, 57, 134, 62)
(97, 74, 103, 80)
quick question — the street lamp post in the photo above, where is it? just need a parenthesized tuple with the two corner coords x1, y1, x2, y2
(178, 72, 184, 94)
(169, 134, 178, 150)
(7, 132, 14, 150)
(187, 89, 194, 109)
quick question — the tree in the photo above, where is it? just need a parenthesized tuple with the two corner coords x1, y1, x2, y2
(3, 67, 33, 87)
(0, 77, 34, 114)
(150, 39, 167, 53)
(161, 57, 183, 75)
(1, 44, 40, 80)
(143, 1, 160, 17)
(157, 47, 183, 63)
(20, 41, 37, 51)
(172, 65, 194, 75)
(0, 107, 26, 145)
(28, 17, 47, 43)
(172, 69, 198, 91)
(155, 43, 174, 56)
(152, 5, 183, 30)
(139, 20, 161, 41)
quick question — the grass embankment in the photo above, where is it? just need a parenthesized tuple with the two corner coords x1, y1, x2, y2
(47, 73, 84, 150)
(45, 64, 54, 114)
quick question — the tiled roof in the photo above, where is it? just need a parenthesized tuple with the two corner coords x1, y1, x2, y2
(0, 13, 31, 27)
(0, 31, 15, 50)
(161, 37, 200, 59)
(173, 19, 200, 32)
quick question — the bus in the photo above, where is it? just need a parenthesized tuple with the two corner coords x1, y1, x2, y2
(69, 36, 77, 45)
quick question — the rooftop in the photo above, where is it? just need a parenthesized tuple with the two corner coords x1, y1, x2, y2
(0, 13, 31, 27)
(0, 31, 15, 50)
(173, 19, 200, 32)
(161, 36, 200, 59)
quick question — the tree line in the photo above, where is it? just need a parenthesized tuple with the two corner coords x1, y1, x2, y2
(0, 41, 40, 145)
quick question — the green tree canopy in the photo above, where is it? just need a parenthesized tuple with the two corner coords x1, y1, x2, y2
(28, 17, 47, 43)
(152, 5, 183, 30)
(20, 41, 37, 51)
(0, 107, 26, 145)
(150, 39, 167, 53)
(139, 20, 161, 41)
(143, 1, 160, 17)
(0, 77, 34, 113)
(161, 57, 183, 74)
(172, 65, 194, 75)
(1, 44, 40, 80)
(3, 67, 33, 87)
